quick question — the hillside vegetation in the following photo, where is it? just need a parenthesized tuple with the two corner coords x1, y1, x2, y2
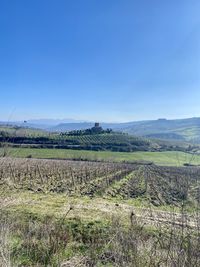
(0, 131, 154, 152)
(0, 125, 198, 153)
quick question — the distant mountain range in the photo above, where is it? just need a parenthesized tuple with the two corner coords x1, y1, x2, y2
(1, 117, 200, 143)
(0, 118, 85, 130)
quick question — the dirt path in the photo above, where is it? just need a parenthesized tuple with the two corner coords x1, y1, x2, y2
(1, 193, 199, 229)
(70, 201, 199, 229)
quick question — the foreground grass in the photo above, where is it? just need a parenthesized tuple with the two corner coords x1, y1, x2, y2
(1, 190, 200, 266)
(1, 147, 200, 166)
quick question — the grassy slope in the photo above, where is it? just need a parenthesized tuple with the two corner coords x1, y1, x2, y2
(2, 147, 200, 166)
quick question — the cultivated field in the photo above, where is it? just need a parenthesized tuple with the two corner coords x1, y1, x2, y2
(1, 157, 200, 207)
(0, 157, 200, 266)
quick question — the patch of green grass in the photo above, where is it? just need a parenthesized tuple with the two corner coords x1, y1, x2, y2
(2, 147, 200, 166)
(5, 211, 108, 266)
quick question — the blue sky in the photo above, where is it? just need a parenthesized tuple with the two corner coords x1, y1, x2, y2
(0, 0, 200, 122)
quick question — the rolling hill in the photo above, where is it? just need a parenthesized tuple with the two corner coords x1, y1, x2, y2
(120, 117, 200, 142)
(1, 117, 200, 143)
(50, 117, 200, 143)
(0, 125, 193, 153)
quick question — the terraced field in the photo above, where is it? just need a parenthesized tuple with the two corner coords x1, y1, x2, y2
(0, 129, 155, 152)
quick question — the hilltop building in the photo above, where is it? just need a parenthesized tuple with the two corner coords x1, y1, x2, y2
(91, 122, 103, 133)
(94, 122, 100, 127)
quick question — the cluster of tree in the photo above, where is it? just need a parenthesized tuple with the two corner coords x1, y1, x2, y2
(0, 131, 10, 137)
(7, 143, 151, 152)
(60, 128, 113, 136)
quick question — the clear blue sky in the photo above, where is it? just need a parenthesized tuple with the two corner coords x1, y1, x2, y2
(0, 0, 200, 122)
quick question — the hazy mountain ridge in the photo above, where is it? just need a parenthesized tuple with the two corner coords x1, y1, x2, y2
(0, 118, 86, 130)
(121, 118, 200, 142)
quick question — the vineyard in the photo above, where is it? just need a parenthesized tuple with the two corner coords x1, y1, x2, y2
(1, 157, 200, 266)
(0, 158, 136, 196)
(61, 133, 150, 147)
(1, 158, 200, 207)
(57, 133, 154, 152)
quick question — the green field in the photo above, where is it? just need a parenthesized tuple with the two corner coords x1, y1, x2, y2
(2, 147, 200, 166)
